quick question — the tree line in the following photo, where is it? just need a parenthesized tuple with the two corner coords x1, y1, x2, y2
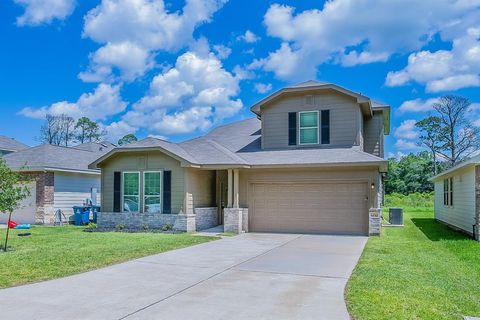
(387, 95, 479, 194)
(39, 114, 138, 146)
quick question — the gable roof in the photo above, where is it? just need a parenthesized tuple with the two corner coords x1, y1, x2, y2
(430, 154, 480, 181)
(90, 117, 387, 171)
(0, 135, 29, 152)
(74, 141, 116, 153)
(250, 80, 391, 134)
(250, 80, 374, 117)
(3, 143, 110, 174)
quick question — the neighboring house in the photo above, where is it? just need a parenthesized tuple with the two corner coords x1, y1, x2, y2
(0, 135, 29, 156)
(0, 142, 114, 224)
(431, 154, 480, 240)
(89, 81, 390, 235)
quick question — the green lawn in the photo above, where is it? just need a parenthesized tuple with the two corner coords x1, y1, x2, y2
(0, 226, 216, 288)
(346, 206, 480, 320)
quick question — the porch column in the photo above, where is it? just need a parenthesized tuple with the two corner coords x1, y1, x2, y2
(227, 169, 233, 207)
(233, 169, 239, 208)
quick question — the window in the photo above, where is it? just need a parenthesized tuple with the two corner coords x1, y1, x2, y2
(123, 172, 140, 212)
(321, 110, 330, 144)
(299, 111, 318, 144)
(144, 171, 162, 213)
(443, 177, 453, 206)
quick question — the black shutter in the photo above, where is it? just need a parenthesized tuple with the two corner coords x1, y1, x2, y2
(321, 110, 330, 144)
(113, 172, 121, 212)
(288, 112, 297, 145)
(163, 171, 172, 214)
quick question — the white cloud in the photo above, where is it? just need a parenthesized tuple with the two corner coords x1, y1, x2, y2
(121, 51, 242, 135)
(386, 27, 480, 92)
(79, 42, 154, 82)
(254, 83, 272, 94)
(397, 98, 439, 114)
(259, 1, 480, 81)
(14, 0, 76, 26)
(103, 121, 137, 142)
(213, 44, 232, 60)
(237, 30, 260, 43)
(394, 120, 419, 140)
(19, 84, 128, 121)
(340, 51, 389, 67)
(81, 0, 227, 82)
(387, 151, 407, 160)
(395, 139, 420, 150)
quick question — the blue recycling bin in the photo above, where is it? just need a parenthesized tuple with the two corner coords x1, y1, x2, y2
(91, 206, 100, 223)
(73, 207, 84, 225)
(81, 211, 90, 224)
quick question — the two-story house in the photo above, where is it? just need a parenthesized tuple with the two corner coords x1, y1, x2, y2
(89, 81, 390, 235)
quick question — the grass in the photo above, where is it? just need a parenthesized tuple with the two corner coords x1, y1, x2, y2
(346, 195, 480, 320)
(0, 226, 217, 288)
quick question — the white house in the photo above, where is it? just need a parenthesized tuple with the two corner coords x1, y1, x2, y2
(0, 142, 114, 224)
(431, 154, 480, 241)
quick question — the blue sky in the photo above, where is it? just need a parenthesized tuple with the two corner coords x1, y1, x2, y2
(1, 0, 479, 158)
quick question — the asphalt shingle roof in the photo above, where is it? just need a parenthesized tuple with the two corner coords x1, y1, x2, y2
(0, 136, 29, 152)
(98, 117, 386, 168)
(4, 142, 112, 173)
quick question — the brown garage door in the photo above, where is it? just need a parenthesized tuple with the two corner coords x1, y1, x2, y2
(249, 181, 368, 235)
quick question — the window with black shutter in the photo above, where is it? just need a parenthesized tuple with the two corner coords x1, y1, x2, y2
(321, 110, 330, 144)
(288, 112, 297, 145)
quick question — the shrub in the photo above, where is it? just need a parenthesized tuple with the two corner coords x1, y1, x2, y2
(385, 192, 434, 208)
(161, 224, 173, 231)
(142, 224, 149, 231)
(115, 224, 125, 231)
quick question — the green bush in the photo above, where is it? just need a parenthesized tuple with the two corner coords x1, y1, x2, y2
(385, 192, 434, 209)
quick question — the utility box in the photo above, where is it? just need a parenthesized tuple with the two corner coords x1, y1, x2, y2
(389, 208, 403, 225)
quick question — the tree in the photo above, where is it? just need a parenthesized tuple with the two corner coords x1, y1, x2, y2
(75, 117, 102, 143)
(385, 152, 436, 194)
(433, 95, 479, 166)
(40, 114, 75, 146)
(0, 159, 31, 252)
(118, 134, 138, 146)
(415, 116, 447, 175)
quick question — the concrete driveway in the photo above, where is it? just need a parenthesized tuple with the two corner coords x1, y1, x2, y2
(0, 233, 366, 320)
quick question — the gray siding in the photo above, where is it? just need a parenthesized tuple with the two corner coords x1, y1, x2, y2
(100, 151, 184, 213)
(185, 168, 216, 208)
(54, 172, 101, 217)
(261, 92, 361, 149)
(364, 111, 384, 157)
(434, 166, 476, 233)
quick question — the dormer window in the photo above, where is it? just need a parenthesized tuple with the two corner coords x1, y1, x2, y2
(299, 111, 319, 145)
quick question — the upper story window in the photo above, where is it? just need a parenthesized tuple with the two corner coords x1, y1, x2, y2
(299, 111, 319, 144)
(289, 110, 330, 146)
(443, 177, 453, 206)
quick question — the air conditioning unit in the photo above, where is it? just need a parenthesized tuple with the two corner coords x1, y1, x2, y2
(389, 208, 403, 226)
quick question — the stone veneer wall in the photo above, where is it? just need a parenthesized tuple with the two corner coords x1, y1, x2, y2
(98, 212, 176, 230)
(224, 208, 248, 233)
(194, 207, 218, 231)
(97, 209, 217, 233)
(369, 208, 381, 236)
(475, 167, 480, 241)
(23, 172, 55, 224)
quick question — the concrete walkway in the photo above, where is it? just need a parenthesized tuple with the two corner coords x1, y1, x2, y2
(0, 233, 367, 320)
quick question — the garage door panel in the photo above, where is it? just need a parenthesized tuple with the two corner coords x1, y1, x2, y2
(250, 181, 368, 235)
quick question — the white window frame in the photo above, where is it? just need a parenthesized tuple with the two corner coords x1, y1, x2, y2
(143, 171, 163, 214)
(443, 177, 454, 207)
(298, 110, 319, 145)
(122, 171, 140, 213)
